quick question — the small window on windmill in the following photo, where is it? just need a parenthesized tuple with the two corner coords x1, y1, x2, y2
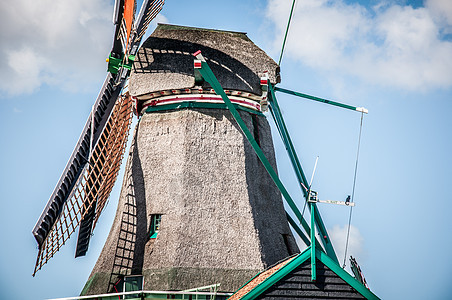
(149, 214, 161, 239)
(123, 275, 143, 299)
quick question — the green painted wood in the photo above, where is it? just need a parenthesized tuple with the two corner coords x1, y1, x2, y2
(237, 248, 312, 300)
(310, 203, 316, 281)
(312, 200, 339, 264)
(274, 86, 364, 112)
(287, 213, 325, 251)
(318, 250, 380, 300)
(268, 88, 309, 196)
(268, 83, 339, 265)
(286, 213, 310, 246)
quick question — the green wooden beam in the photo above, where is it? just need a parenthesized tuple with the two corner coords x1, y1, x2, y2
(287, 212, 325, 251)
(268, 93, 309, 198)
(318, 250, 380, 300)
(274, 86, 368, 114)
(286, 212, 310, 246)
(310, 202, 316, 281)
(237, 248, 312, 300)
(268, 83, 339, 265)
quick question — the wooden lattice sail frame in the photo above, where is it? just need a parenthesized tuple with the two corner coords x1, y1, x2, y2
(33, 95, 133, 276)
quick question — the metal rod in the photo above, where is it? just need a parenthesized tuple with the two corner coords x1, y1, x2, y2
(274, 86, 368, 114)
(309, 156, 319, 187)
(317, 199, 355, 207)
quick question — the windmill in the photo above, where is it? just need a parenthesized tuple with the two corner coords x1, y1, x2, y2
(32, 1, 379, 299)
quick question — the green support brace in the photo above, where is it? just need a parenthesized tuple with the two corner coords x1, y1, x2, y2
(193, 52, 313, 242)
(274, 86, 368, 114)
(311, 199, 339, 263)
(268, 84, 339, 265)
(237, 248, 312, 300)
(318, 250, 381, 300)
(268, 91, 309, 196)
(287, 213, 325, 251)
(310, 202, 316, 281)
(286, 213, 310, 246)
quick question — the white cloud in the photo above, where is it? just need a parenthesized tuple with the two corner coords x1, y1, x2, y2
(426, 0, 452, 34)
(0, 0, 113, 96)
(142, 13, 169, 41)
(5, 48, 43, 94)
(154, 13, 169, 25)
(267, 0, 452, 91)
(329, 224, 364, 269)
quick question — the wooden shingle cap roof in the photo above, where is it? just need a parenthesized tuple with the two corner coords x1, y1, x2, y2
(129, 23, 280, 97)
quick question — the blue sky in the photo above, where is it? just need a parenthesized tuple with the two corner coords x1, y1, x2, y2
(0, 0, 451, 299)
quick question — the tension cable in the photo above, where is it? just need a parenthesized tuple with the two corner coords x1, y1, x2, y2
(343, 112, 364, 268)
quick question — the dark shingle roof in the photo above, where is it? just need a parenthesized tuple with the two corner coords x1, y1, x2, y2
(256, 259, 366, 299)
(229, 249, 380, 300)
(129, 23, 280, 97)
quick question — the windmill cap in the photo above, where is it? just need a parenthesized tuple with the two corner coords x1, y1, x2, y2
(129, 23, 280, 98)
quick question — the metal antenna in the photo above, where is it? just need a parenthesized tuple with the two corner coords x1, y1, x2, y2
(306, 155, 357, 208)
(309, 156, 319, 188)
(301, 156, 319, 218)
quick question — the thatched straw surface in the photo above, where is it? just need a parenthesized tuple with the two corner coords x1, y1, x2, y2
(129, 24, 280, 97)
(82, 108, 298, 294)
(82, 24, 297, 296)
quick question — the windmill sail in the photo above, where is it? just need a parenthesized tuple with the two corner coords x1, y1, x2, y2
(133, 0, 165, 48)
(32, 0, 165, 275)
(117, 0, 136, 55)
(32, 74, 120, 250)
(75, 0, 165, 258)
(32, 81, 132, 274)
(33, 92, 133, 275)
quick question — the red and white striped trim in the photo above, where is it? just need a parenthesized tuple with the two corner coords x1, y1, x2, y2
(135, 87, 263, 102)
(194, 59, 202, 68)
(140, 94, 261, 114)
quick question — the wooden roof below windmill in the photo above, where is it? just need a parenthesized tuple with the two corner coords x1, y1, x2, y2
(229, 247, 380, 300)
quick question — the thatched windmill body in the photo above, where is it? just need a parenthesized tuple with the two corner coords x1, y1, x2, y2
(32, 1, 378, 299)
(81, 24, 299, 294)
